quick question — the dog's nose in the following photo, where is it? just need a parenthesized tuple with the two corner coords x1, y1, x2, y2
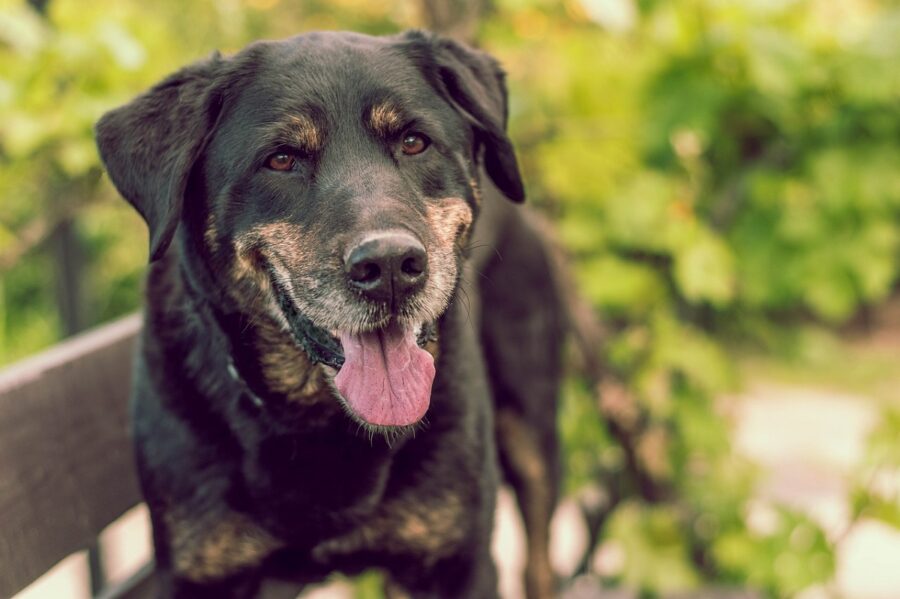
(345, 233, 428, 303)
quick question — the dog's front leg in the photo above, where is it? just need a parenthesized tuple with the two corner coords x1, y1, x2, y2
(385, 536, 500, 599)
(147, 504, 283, 599)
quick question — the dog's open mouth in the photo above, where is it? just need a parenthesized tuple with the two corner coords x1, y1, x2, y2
(334, 324, 436, 427)
(271, 277, 437, 427)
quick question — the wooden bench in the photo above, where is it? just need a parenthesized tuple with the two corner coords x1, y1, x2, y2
(0, 315, 762, 599)
(0, 316, 301, 599)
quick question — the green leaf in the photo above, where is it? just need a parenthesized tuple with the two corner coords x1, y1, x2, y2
(673, 232, 736, 306)
(58, 137, 100, 176)
(574, 254, 667, 316)
(606, 502, 701, 594)
(0, 5, 48, 55)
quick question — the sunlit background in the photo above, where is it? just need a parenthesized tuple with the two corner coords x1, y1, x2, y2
(2, 0, 899, 597)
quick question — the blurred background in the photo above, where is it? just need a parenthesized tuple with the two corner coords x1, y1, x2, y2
(1, 0, 899, 597)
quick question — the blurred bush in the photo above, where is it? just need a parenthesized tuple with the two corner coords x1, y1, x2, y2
(490, 1, 898, 595)
(2, 0, 899, 596)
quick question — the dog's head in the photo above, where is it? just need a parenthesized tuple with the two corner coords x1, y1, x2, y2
(96, 31, 523, 428)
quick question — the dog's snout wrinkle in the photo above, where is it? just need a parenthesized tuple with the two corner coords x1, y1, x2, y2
(345, 232, 428, 305)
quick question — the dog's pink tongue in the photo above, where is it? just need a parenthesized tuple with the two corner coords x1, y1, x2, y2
(335, 324, 435, 426)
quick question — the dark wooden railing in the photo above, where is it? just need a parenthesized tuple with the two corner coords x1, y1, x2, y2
(0, 315, 309, 598)
(0, 315, 147, 597)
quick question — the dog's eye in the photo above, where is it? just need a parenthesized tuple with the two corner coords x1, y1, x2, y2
(267, 152, 295, 171)
(400, 133, 430, 156)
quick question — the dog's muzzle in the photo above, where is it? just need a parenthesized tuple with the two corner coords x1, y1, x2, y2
(270, 272, 439, 428)
(343, 231, 428, 309)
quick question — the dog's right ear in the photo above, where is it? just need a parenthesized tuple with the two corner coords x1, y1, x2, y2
(398, 30, 525, 203)
(95, 54, 225, 262)
(430, 36, 525, 203)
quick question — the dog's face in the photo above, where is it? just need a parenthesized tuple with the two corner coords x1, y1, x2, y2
(96, 31, 523, 428)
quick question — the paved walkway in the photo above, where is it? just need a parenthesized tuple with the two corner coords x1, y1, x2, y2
(729, 383, 900, 599)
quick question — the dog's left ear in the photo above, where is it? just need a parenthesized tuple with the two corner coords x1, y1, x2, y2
(95, 53, 226, 261)
(406, 32, 525, 202)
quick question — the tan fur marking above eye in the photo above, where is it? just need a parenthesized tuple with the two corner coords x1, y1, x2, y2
(287, 114, 321, 151)
(168, 511, 282, 582)
(369, 102, 403, 136)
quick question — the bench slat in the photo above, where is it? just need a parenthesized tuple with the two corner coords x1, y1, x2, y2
(96, 562, 155, 599)
(0, 315, 143, 597)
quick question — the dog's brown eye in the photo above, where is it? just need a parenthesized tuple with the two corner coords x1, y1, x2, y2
(267, 152, 295, 171)
(401, 133, 429, 155)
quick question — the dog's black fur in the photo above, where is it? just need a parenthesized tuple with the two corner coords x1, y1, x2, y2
(96, 30, 565, 599)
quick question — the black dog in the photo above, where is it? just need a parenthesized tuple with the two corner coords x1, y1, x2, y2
(96, 30, 565, 599)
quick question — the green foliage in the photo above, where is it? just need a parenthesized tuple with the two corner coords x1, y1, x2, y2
(3, 0, 899, 597)
(712, 508, 834, 595)
(849, 406, 900, 531)
(606, 502, 702, 594)
(486, 0, 900, 596)
(559, 378, 617, 493)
